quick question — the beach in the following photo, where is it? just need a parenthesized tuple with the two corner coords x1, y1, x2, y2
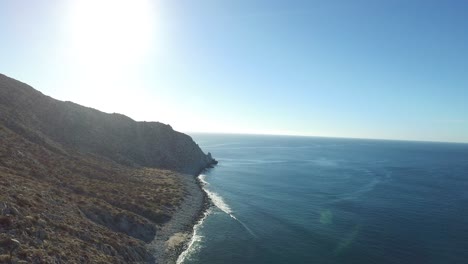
(149, 173, 211, 263)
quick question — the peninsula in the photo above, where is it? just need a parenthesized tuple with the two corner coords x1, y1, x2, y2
(0, 73, 216, 263)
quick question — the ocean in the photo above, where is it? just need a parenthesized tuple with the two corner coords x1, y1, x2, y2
(179, 134, 468, 264)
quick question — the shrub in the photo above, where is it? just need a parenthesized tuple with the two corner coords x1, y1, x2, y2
(0, 216, 11, 227)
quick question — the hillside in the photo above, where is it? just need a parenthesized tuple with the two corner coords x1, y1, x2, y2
(0, 74, 216, 263)
(0, 74, 215, 175)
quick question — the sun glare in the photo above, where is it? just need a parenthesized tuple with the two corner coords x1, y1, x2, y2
(66, 0, 155, 73)
(62, 0, 157, 115)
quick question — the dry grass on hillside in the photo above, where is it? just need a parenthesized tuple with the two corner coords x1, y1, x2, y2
(0, 124, 187, 263)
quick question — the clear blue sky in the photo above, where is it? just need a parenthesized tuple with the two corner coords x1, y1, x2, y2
(1, 0, 468, 142)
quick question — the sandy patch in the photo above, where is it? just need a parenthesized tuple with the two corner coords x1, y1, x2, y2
(166, 232, 190, 251)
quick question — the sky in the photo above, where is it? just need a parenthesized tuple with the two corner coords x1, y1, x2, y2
(1, 0, 468, 143)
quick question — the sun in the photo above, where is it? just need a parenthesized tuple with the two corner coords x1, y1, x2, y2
(61, 0, 158, 117)
(66, 0, 155, 73)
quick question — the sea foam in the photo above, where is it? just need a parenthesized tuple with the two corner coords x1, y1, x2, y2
(176, 209, 211, 264)
(205, 175, 256, 234)
(200, 175, 257, 238)
(200, 174, 233, 214)
(205, 189, 233, 215)
(178, 174, 237, 264)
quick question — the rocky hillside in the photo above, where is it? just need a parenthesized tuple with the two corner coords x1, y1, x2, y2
(0, 74, 216, 263)
(0, 74, 215, 175)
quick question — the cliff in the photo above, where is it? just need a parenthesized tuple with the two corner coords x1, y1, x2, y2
(0, 73, 215, 263)
(0, 73, 216, 175)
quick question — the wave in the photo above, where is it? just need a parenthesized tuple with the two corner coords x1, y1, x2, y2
(205, 187, 257, 238)
(200, 174, 257, 237)
(200, 174, 233, 215)
(204, 187, 233, 215)
(176, 208, 211, 264)
(178, 174, 257, 263)
(231, 215, 257, 238)
(199, 174, 209, 185)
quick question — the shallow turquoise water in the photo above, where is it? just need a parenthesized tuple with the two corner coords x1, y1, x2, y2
(180, 134, 468, 264)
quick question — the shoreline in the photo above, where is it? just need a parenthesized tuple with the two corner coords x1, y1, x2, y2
(174, 175, 212, 264)
(149, 172, 212, 264)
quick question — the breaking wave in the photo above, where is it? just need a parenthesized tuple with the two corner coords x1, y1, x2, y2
(201, 175, 256, 237)
(176, 209, 211, 264)
(178, 174, 257, 263)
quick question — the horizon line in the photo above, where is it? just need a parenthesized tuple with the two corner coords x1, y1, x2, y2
(184, 131, 468, 145)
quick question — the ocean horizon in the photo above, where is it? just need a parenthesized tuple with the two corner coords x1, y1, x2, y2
(179, 133, 468, 264)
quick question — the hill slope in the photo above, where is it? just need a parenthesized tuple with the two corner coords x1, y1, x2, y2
(0, 74, 215, 263)
(0, 73, 215, 175)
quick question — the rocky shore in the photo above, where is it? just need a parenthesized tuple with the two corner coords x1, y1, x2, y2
(149, 173, 211, 263)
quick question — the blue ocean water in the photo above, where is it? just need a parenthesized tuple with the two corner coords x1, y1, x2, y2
(180, 134, 468, 264)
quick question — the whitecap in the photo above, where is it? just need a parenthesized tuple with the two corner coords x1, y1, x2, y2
(176, 208, 211, 264)
(200, 175, 257, 238)
(199, 174, 209, 185)
(204, 188, 233, 215)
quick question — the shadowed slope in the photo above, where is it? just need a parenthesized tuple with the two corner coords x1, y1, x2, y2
(0, 74, 216, 175)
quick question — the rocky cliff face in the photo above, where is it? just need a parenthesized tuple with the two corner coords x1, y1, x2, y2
(0, 73, 216, 175)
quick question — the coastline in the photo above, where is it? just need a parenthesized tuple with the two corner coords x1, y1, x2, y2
(149, 172, 212, 264)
